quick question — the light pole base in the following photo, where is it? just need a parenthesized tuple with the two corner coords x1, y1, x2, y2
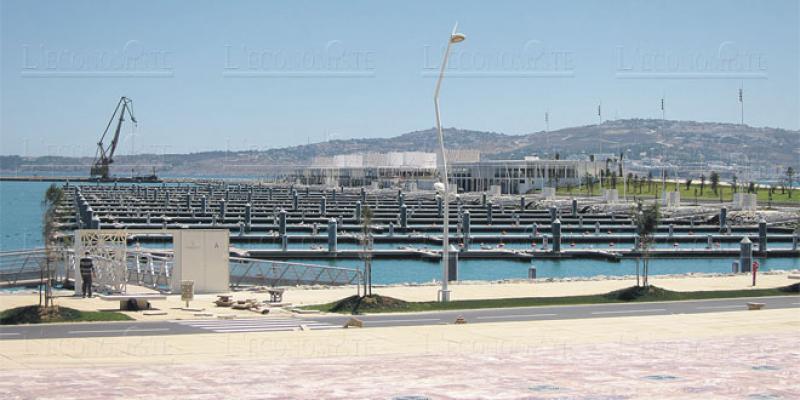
(438, 289, 451, 302)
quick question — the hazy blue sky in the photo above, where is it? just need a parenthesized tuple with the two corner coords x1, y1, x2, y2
(1, 0, 797, 156)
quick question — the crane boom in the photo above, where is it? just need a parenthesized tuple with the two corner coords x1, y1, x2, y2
(91, 96, 137, 179)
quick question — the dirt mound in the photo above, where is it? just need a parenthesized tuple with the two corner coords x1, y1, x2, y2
(329, 295, 408, 314)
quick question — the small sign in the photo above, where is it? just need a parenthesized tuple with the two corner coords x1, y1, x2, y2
(181, 280, 194, 306)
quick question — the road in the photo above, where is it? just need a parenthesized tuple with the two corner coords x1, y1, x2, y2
(1, 296, 797, 340)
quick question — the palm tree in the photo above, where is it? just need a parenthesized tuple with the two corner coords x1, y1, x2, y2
(41, 184, 64, 309)
(633, 203, 659, 287)
(710, 171, 720, 194)
(787, 167, 796, 199)
(360, 205, 374, 296)
(700, 174, 706, 196)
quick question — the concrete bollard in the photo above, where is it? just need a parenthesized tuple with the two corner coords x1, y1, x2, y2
(595, 221, 601, 235)
(281, 234, 288, 251)
(579, 215, 584, 228)
(247, 189, 253, 204)
(320, 196, 327, 215)
(201, 195, 208, 215)
(707, 234, 713, 249)
(360, 187, 366, 204)
(400, 204, 408, 229)
(327, 218, 338, 253)
(145, 211, 151, 225)
(388, 222, 395, 237)
(279, 209, 287, 237)
(436, 195, 443, 218)
(549, 206, 557, 222)
(552, 219, 562, 253)
(528, 265, 537, 279)
(397, 189, 402, 204)
(668, 224, 674, 238)
(292, 191, 299, 211)
(520, 196, 525, 210)
(245, 203, 252, 233)
(720, 207, 727, 232)
(225, 189, 230, 202)
(219, 199, 227, 219)
(481, 192, 487, 206)
(355, 201, 362, 224)
(447, 247, 459, 282)
(185, 194, 192, 209)
(572, 198, 578, 217)
(486, 201, 493, 225)
(164, 191, 170, 207)
(305, 187, 309, 197)
(211, 214, 217, 226)
(268, 187, 273, 200)
(463, 210, 471, 247)
(531, 223, 538, 238)
(739, 236, 753, 273)
(758, 219, 767, 254)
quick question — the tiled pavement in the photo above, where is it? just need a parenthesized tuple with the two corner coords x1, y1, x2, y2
(2, 332, 797, 399)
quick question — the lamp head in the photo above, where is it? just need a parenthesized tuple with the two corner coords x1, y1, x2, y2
(450, 33, 466, 43)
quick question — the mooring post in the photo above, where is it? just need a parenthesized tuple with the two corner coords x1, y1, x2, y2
(758, 219, 767, 255)
(486, 201, 493, 225)
(328, 218, 338, 253)
(719, 206, 727, 232)
(400, 204, 408, 230)
(552, 218, 562, 253)
(739, 236, 753, 273)
(245, 203, 252, 233)
(355, 201, 362, 224)
(462, 210, 471, 249)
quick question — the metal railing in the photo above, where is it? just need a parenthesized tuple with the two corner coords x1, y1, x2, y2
(126, 251, 173, 290)
(0, 248, 73, 287)
(229, 257, 364, 291)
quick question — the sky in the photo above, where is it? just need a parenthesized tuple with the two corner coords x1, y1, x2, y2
(1, 0, 798, 157)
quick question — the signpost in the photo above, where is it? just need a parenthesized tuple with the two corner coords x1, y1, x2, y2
(181, 280, 194, 308)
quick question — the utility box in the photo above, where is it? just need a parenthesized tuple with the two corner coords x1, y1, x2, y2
(172, 229, 229, 293)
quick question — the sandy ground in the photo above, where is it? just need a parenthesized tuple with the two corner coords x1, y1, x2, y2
(1, 309, 798, 398)
(2, 271, 797, 321)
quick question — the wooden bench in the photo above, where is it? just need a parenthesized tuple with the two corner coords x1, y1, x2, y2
(99, 294, 167, 310)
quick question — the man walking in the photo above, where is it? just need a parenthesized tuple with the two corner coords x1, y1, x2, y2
(79, 251, 95, 298)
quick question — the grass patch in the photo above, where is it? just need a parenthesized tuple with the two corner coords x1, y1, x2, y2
(0, 305, 132, 325)
(310, 283, 799, 314)
(556, 182, 799, 204)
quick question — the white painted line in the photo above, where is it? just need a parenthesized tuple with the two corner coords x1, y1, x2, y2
(591, 308, 666, 315)
(0, 332, 21, 336)
(68, 328, 170, 334)
(176, 320, 302, 326)
(367, 318, 441, 324)
(696, 305, 743, 310)
(189, 323, 331, 329)
(172, 319, 298, 323)
(476, 313, 558, 320)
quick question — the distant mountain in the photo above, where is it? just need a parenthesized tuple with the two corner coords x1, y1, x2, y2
(2, 119, 797, 176)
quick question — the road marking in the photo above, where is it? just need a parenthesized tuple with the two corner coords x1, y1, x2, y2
(476, 313, 557, 320)
(68, 328, 170, 334)
(591, 308, 666, 315)
(0, 332, 21, 336)
(174, 318, 339, 333)
(367, 318, 441, 324)
(696, 305, 743, 310)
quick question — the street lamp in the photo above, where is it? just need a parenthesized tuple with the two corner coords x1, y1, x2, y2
(434, 23, 465, 302)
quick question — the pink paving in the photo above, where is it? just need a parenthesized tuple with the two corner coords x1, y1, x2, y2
(2, 332, 798, 399)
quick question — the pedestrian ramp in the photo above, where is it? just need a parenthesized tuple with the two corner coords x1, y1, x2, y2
(172, 318, 341, 333)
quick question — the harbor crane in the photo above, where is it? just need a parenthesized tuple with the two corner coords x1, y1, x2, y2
(90, 96, 137, 180)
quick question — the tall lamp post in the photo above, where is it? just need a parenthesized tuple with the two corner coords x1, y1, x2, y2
(434, 24, 465, 302)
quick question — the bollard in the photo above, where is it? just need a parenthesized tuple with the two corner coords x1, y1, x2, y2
(355, 201, 362, 224)
(281, 234, 288, 251)
(719, 207, 727, 232)
(571, 198, 578, 217)
(463, 210, 471, 248)
(238, 221, 244, 236)
(245, 203, 252, 233)
(219, 199, 227, 220)
(360, 187, 366, 204)
(486, 201, 493, 225)
(436, 195, 443, 218)
(320, 196, 327, 215)
(201, 195, 208, 215)
(268, 187, 273, 200)
(531, 223, 538, 238)
(668, 224, 674, 238)
(90, 215, 101, 230)
(528, 265, 537, 280)
(331, 189, 336, 203)
(552, 218, 562, 253)
(542, 235, 549, 250)
(549, 206, 557, 222)
(225, 189, 230, 202)
(792, 234, 798, 251)
(634, 235, 639, 250)
(400, 204, 408, 230)
(211, 214, 217, 226)
(305, 186, 309, 197)
(292, 190, 299, 211)
(481, 192, 487, 206)
(397, 189, 403, 204)
(739, 236, 753, 273)
(758, 219, 767, 255)
(513, 212, 520, 226)
(247, 189, 253, 204)
(595, 221, 601, 235)
(706, 234, 713, 249)
(185, 193, 192, 209)
(279, 209, 287, 237)
(388, 222, 395, 237)
(327, 218, 338, 253)
(520, 196, 526, 210)
(447, 246, 459, 282)
(579, 215, 584, 228)
(164, 191, 170, 207)
(145, 211, 151, 225)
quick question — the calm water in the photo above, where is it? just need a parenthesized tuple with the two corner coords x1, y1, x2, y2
(2, 181, 798, 285)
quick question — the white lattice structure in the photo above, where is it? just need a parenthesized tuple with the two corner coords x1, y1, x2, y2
(74, 230, 128, 294)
